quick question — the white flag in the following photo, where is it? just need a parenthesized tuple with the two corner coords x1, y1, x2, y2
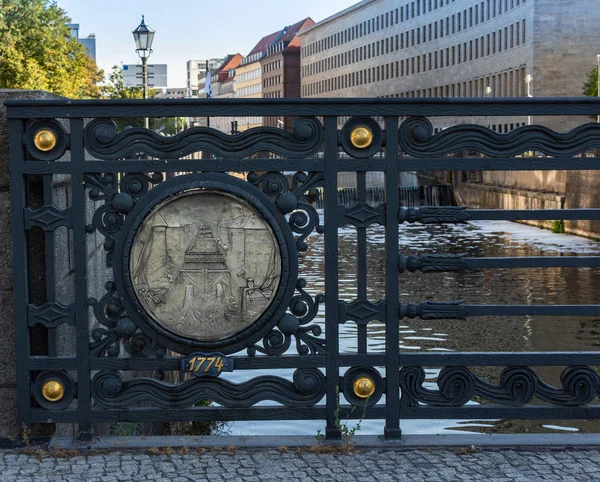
(205, 71, 212, 99)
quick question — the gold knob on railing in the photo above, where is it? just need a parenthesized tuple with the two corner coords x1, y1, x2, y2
(34, 129, 57, 152)
(350, 127, 373, 149)
(41, 380, 65, 402)
(353, 376, 375, 398)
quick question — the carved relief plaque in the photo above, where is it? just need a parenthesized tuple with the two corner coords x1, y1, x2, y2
(130, 190, 282, 341)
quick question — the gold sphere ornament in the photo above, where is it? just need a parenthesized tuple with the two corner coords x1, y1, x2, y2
(33, 129, 57, 152)
(353, 376, 376, 399)
(41, 380, 65, 402)
(350, 127, 373, 149)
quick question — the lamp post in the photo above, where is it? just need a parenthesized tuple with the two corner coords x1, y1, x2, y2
(485, 86, 492, 129)
(525, 74, 533, 126)
(132, 15, 155, 129)
(596, 54, 600, 123)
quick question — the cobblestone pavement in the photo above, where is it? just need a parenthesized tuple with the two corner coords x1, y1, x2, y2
(0, 448, 599, 481)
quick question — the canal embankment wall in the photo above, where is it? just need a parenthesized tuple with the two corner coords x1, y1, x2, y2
(447, 169, 600, 239)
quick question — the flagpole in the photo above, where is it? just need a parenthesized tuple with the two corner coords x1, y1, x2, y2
(205, 61, 210, 128)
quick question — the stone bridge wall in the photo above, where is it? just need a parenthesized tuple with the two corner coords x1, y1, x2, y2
(0, 90, 107, 438)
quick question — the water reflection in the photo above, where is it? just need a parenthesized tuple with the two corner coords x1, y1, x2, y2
(227, 216, 600, 435)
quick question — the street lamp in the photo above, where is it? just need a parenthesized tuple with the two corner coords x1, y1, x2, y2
(596, 54, 600, 122)
(133, 15, 155, 128)
(485, 86, 492, 128)
(525, 74, 533, 126)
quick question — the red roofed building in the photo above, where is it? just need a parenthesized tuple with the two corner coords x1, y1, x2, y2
(210, 53, 244, 134)
(235, 30, 283, 131)
(260, 18, 314, 131)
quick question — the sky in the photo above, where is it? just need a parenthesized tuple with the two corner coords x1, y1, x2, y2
(56, 0, 359, 88)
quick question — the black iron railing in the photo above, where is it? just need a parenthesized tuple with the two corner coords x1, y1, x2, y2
(6, 98, 600, 441)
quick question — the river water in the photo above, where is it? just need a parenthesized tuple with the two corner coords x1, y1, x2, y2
(222, 215, 600, 436)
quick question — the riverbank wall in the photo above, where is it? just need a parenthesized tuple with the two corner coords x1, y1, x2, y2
(444, 168, 600, 239)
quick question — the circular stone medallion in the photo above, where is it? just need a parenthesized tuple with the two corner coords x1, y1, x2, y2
(130, 190, 282, 342)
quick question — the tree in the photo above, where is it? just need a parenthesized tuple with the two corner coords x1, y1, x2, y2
(100, 65, 150, 100)
(0, 0, 103, 98)
(101, 65, 187, 135)
(583, 66, 599, 97)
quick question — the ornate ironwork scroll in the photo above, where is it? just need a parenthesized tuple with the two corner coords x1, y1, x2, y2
(89, 281, 167, 358)
(84, 117, 324, 159)
(10, 98, 600, 442)
(114, 173, 298, 355)
(399, 366, 600, 407)
(245, 170, 326, 356)
(398, 116, 600, 157)
(85, 172, 163, 253)
(92, 368, 326, 408)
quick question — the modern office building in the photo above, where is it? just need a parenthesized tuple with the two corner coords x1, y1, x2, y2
(186, 58, 224, 98)
(154, 88, 187, 100)
(299, 0, 600, 131)
(68, 24, 96, 61)
(188, 58, 226, 129)
(261, 17, 314, 130)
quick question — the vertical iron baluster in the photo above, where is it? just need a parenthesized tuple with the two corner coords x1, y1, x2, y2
(324, 116, 341, 439)
(43, 175, 57, 357)
(384, 115, 401, 438)
(9, 119, 31, 432)
(356, 171, 368, 354)
(71, 119, 92, 440)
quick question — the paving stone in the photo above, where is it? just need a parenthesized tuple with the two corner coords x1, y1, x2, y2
(0, 448, 599, 481)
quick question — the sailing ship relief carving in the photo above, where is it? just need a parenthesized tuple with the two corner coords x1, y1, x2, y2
(130, 190, 282, 341)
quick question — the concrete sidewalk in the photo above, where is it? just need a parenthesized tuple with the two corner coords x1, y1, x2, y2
(0, 447, 599, 481)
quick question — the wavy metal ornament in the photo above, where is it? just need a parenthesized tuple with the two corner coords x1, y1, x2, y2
(84, 117, 324, 159)
(92, 368, 326, 408)
(399, 366, 600, 408)
(398, 116, 600, 157)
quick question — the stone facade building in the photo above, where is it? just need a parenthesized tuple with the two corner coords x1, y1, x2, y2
(299, 0, 600, 236)
(299, 0, 600, 131)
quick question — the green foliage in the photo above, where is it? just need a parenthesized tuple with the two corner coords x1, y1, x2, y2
(583, 66, 599, 97)
(100, 65, 152, 100)
(551, 220, 565, 234)
(101, 65, 187, 135)
(333, 386, 368, 443)
(0, 0, 103, 97)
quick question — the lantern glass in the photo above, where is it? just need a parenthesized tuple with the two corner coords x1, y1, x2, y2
(132, 17, 154, 56)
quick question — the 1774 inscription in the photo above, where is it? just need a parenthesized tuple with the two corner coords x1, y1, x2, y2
(130, 190, 282, 341)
